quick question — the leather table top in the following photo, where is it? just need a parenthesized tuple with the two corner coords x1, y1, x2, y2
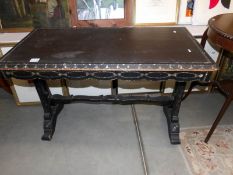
(0, 27, 216, 72)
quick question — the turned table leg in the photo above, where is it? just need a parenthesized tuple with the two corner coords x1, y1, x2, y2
(205, 79, 233, 143)
(204, 97, 232, 143)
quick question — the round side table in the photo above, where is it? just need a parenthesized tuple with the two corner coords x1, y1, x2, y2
(203, 13, 233, 143)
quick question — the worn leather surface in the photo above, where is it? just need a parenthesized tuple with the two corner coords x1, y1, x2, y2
(1, 27, 213, 66)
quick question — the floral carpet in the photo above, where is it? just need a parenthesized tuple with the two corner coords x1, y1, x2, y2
(180, 125, 233, 175)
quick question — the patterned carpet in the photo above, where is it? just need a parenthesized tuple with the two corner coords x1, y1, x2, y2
(180, 125, 233, 175)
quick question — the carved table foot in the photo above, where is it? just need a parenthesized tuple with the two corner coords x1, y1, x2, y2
(163, 106, 180, 144)
(163, 82, 186, 144)
(34, 79, 64, 141)
(41, 103, 64, 141)
(41, 131, 54, 141)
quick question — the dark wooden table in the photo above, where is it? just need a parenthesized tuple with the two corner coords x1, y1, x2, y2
(0, 27, 216, 144)
(201, 13, 233, 143)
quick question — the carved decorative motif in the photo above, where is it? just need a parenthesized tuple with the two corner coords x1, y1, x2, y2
(2, 70, 209, 81)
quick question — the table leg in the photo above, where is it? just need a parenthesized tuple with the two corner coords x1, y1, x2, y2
(34, 79, 64, 141)
(163, 82, 186, 144)
(111, 79, 118, 95)
(205, 79, 233, 143)
(204, 97, 232, 143)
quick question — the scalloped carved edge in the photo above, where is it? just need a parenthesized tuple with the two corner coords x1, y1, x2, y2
(3, 70, 209, 81)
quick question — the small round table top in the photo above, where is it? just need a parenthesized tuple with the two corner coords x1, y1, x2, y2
(208, 13, 233, 52)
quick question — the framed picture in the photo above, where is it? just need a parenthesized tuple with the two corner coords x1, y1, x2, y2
(69, 0, 133, 27)
(0, 0, 70, 32)
(77, 0, 124, 20)
(178, 0, 195, 24)
(135, 0, 180, 25)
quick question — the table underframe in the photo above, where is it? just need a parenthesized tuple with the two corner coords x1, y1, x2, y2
(33, 78, 186, 144)
(2, 69, 210, 144)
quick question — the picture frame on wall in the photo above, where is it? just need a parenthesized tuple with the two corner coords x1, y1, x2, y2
(0, 0, 70, 32)
(178, 0, 195, 24)
(77, 0, 124, 20)
(69, 0, 134, 27)
(135, 0, 180, 25)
